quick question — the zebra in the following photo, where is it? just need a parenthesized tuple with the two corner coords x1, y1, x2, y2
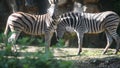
(56, 11, 120, 55)
(4, 0, 58, 52)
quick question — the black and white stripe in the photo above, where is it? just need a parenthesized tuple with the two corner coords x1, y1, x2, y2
(4, 0, 58, 52)
(56, 11, 120, 55)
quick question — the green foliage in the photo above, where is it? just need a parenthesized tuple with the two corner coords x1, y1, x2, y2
(17, 37, 31, 45)
(0, 33, 72, 68)
(56, 39, 65, 47)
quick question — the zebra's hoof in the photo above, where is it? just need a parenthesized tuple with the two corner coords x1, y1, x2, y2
(102, 51, 107, 55)
(102, 52, 106, 55)
(114, 51, 118, 54)
(77, 52, 81, 55)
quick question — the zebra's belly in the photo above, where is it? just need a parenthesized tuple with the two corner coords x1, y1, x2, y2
(66, 26, 75, 32)
(87, 29, 104, 34)
(23, 30, 45, 36)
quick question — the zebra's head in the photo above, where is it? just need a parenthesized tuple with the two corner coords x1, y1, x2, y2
(55, 19, 66, 41)
(47, 0, 58, 17)
(73, 2, 87, 13)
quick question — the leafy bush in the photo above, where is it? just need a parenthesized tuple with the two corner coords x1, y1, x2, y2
(0, 33, 72, 68)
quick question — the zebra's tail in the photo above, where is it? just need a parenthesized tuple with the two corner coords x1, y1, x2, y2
(4, 23, 9, 36)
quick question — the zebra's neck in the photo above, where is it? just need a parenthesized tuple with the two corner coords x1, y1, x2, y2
(47, 4, 55, 17)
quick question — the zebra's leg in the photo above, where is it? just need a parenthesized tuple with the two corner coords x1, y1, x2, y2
(8, 31, 21, 52)
(45, 32, 54, 53)
(102, 31, 113, 54)
(76, 32, 84, 55)
(56, 30, 65, 41)
(115, 37, 120, 54)
(112, 34, 120, 54)
(107, 30, 120, 54)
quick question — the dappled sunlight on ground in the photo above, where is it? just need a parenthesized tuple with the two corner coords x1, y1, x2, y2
(1, 43, 119, 58)
(1, 44, 120, 68)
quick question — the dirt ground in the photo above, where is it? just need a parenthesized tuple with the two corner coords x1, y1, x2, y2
(17, 46, 120, 68)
